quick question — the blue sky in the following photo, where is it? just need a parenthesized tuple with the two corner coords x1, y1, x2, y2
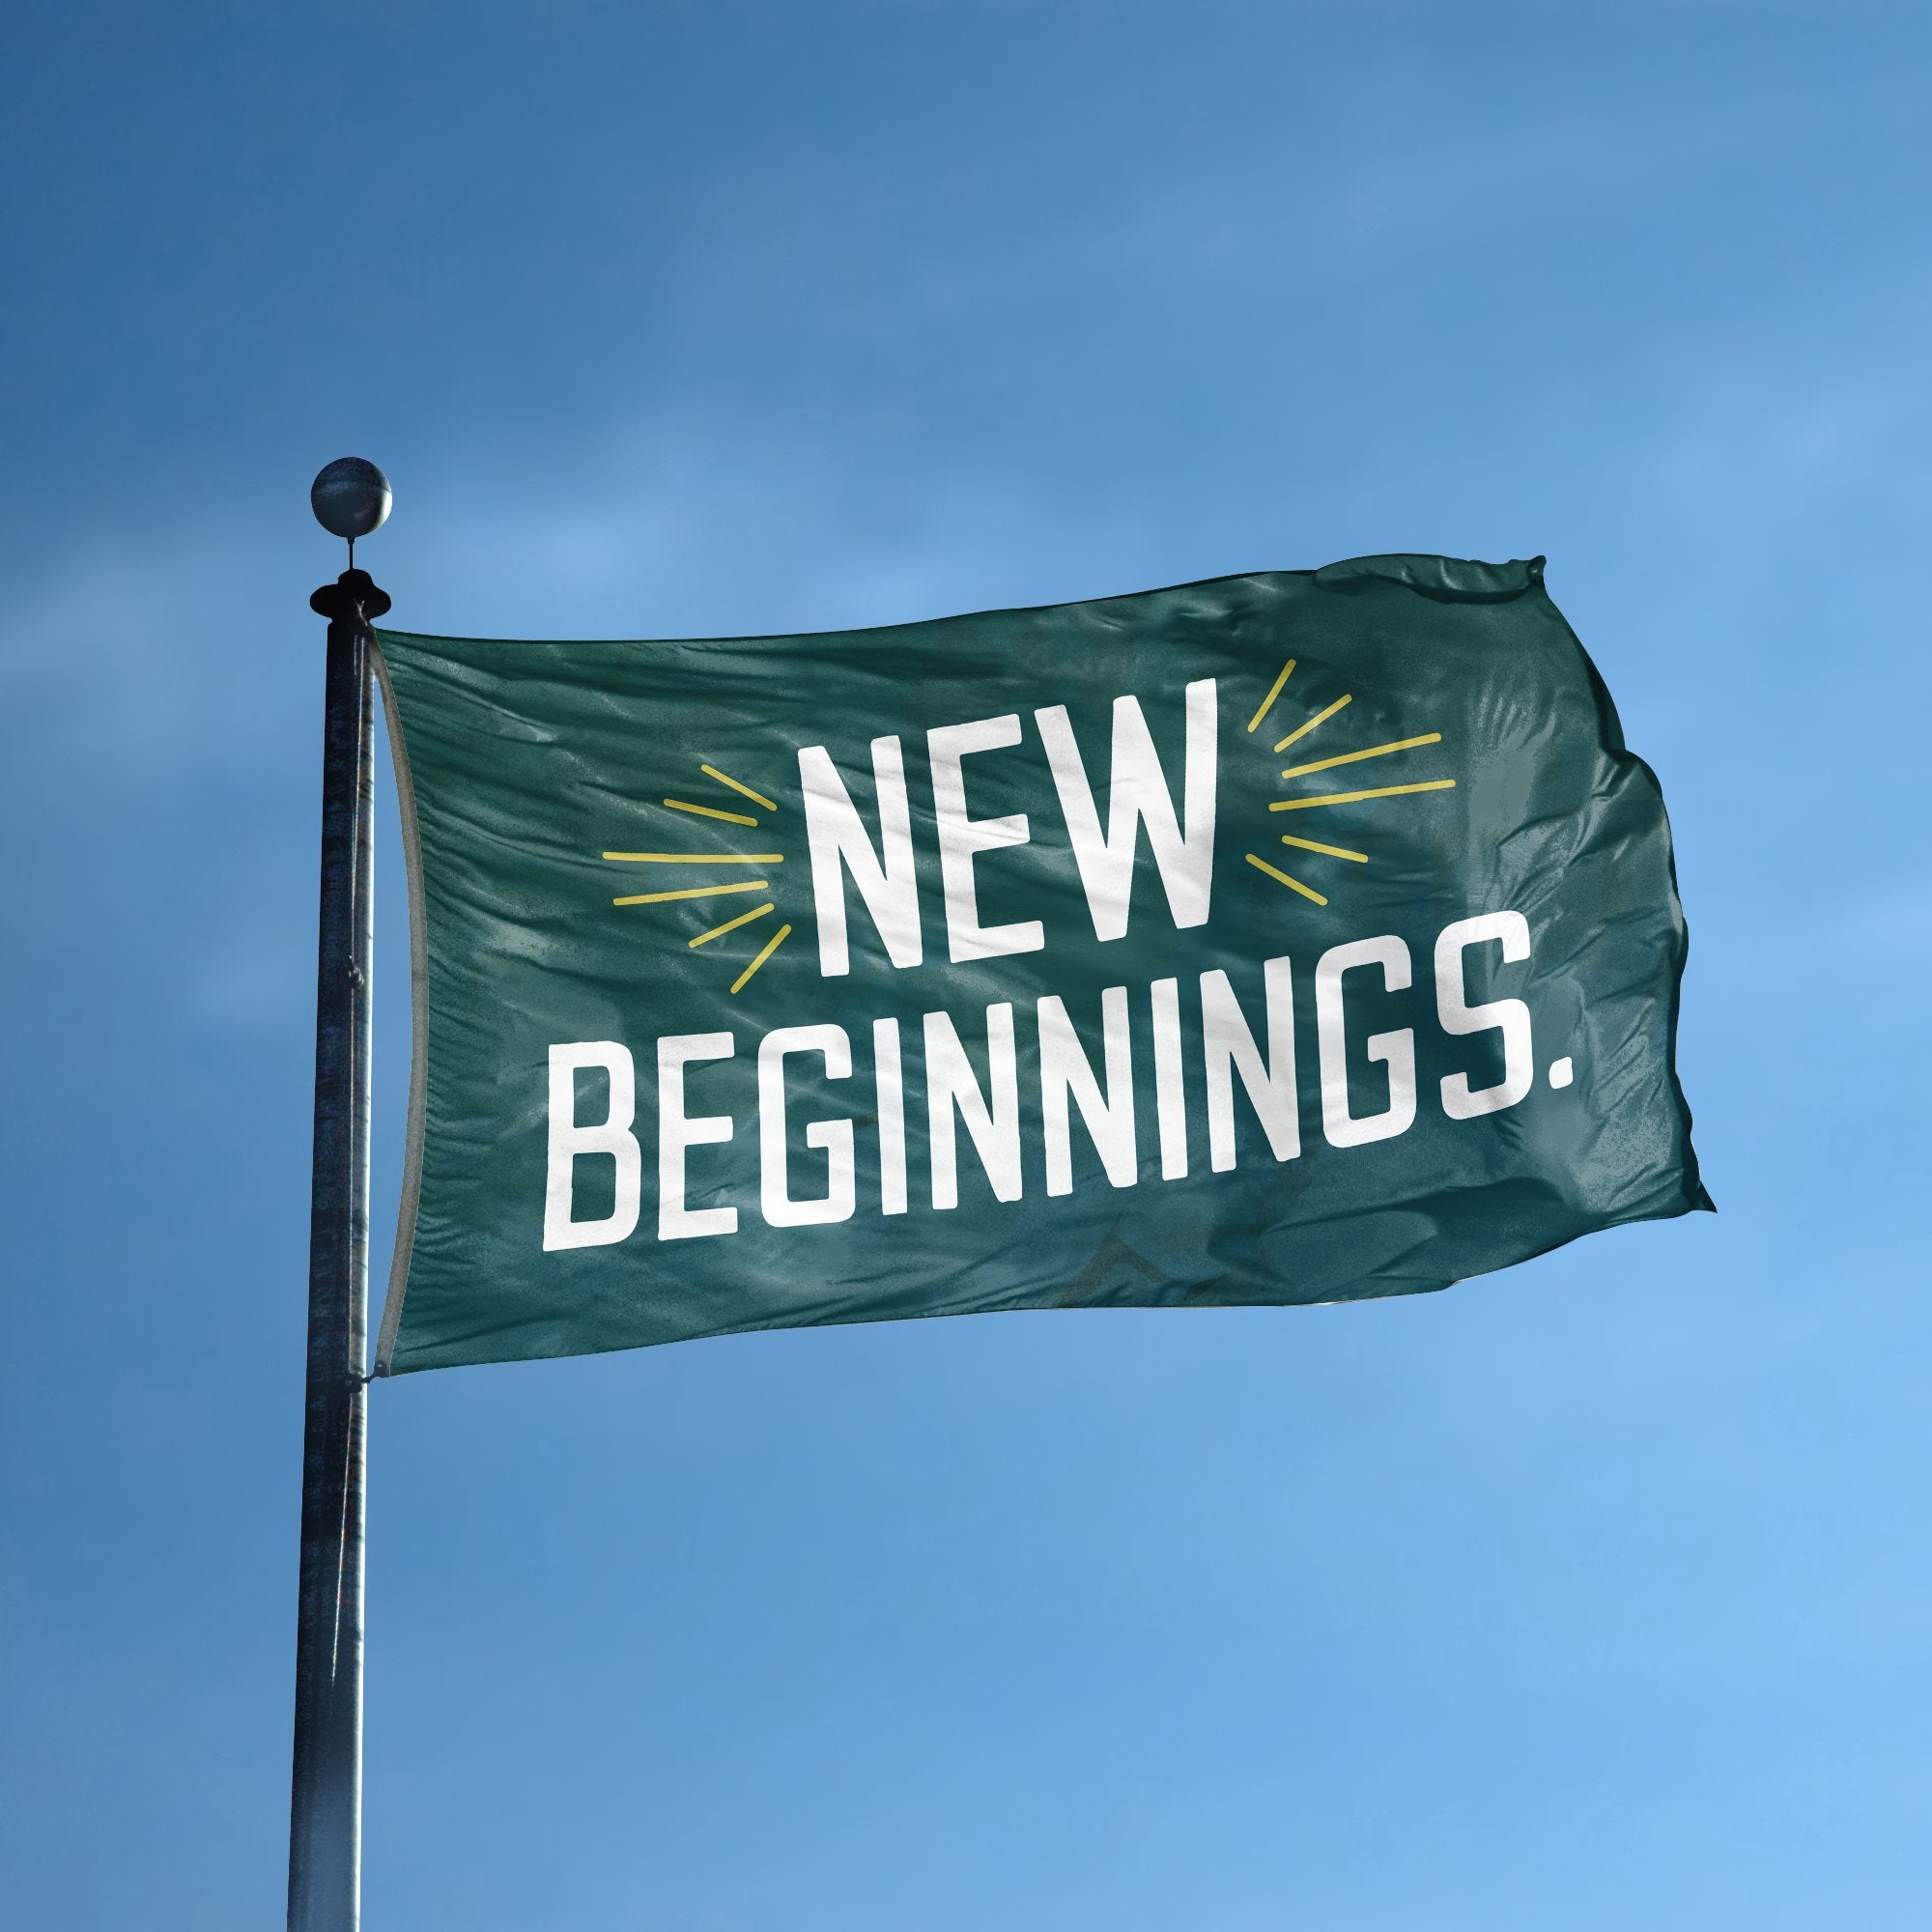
(4, 3, 1930, 1926)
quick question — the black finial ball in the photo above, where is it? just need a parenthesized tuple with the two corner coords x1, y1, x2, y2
(310, 457, 392, 541)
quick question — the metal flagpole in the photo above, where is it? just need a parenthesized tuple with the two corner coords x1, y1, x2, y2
(290, 460, 392, 1932)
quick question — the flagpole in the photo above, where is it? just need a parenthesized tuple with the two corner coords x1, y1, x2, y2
(290, 462, 391, 1932)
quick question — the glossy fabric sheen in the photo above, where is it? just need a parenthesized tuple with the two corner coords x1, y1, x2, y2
(373, 555, 1707, 1375)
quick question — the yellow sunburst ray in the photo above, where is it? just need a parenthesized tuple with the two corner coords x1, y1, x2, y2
(1281, 730, 1441, 782)
(603, 851, 783, 864)
(1246, 660, 1295, 735)
(701, 764, 778, 812)
(1280, 834, 1369, 862)
(613, 880, 769, 906)
(665, 797, 758, 827)
(689, 902, 775, 948)
(730, 923, 794, 994)
(1244, 852, 1327, 905)
(1273, 694, 1351, 753)
(1270, 780, 1456, 811)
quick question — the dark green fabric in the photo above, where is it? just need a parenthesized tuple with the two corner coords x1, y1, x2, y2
(373, 555, 1708, 1375)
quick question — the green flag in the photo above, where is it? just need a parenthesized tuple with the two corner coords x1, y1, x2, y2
(371, 554, 1707, 1376)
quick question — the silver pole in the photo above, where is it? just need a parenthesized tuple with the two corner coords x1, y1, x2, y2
(290, 460, 391, 1932)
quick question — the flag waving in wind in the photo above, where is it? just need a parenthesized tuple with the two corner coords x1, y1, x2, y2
(371, 554, 1707, 1376)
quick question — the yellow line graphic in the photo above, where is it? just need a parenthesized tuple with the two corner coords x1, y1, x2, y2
(730, 923, 793, 994)
(1270, 780, 1456, 811)
(1244, 853, 1327, 905)
(665, 797, 758, 827)
(603, 851, 783, 864)
(689, 902, 775, 948)
(1281, 731, 1442, 781)
(613, 881, 770, 905)
(1274, 694, 1352, 753)
(1280, 834, 1369, 862)
(1246, 660, 1295, 734)
(701, 764, 778, 812)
